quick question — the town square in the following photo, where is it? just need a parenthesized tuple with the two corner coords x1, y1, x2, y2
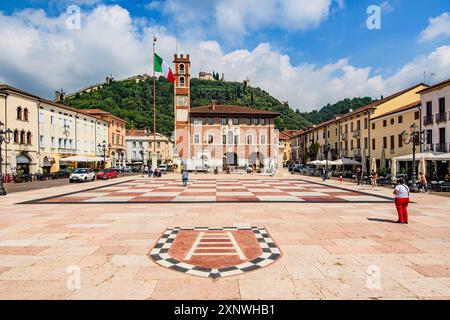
(1, 0, 450, 306)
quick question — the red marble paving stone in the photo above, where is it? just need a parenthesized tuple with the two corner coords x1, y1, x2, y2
(88, 189, 119, 193)
(198, 243, 233, 248)
(299, 239, 336, 246)
(149, 188, 183, 192)
(0, 246, 50, 255)
(92, 246, 132, 255)
(323, 245, 351, 254)
(168, 230, 262, 269)
(44, 197, 96, 203)
(129, 196, 176, 202)
(216, 196, 259, 202)
(178, 192, 217, 196)
(108, 233, 155, 240)
(107, 192, 147, 197)
(324, 191, 359, 196)
(252, 192, 288, 196)
(374, 240, 424, 254)
(411, 265, 450, 278)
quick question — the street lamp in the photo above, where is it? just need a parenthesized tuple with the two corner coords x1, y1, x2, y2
(0, 121, 13, 196)
(97, 140, 109, 170)
(139, 146, 145, 162)
(401, 123, 425, 192)
(324, 143, 331, 173)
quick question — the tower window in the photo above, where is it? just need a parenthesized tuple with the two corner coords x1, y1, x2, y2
(17, 107, 22, 120)
(179, 76, 185, 87)
(179, 63, 185, 75)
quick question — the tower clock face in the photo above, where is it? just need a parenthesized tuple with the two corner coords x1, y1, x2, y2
(177, 95, 188, 106)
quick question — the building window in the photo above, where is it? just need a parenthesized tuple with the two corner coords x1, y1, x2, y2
(20, 131, 26, 144)
(234, 135, 239, 145)
(222, 134, 226, 144)
(202, 117, 207, 125)
(260, 135, 266, 144)
(232, 118, 239, 125)
(390, 135, 394, 148)
(17, 107, 22, 120)
(372, 123, 375, 130)
(179, 76, 185, 87)
(364, 118, 368, 129)
(39, 135, 44, 147)
(398, 115, 403, 123)
(246, 118, 251, 125)
(372, 138, 376, 150)
(157, 142, 161, 148)
(260, 118, 266, 125)
(24, 109, 29, 121)
(398, 134, 403, 148)
(14, 130, 19, 143)
(221, 118, 227, 125)
(383, 137, 387, 149)
(194, 134, 200, 144)
(208, 117, 214, 125)
(364, 137, 368, 149)
(390, 118, 394, 125)
(247, 135, 253, 145)
(252, 118, 259, 125)
(179, 63, 185, 75)
(415, 111, 420, 120)
(132, 141, 136, 147)
(193, 117, 200, 125)
(208, 135, 214, 144)
(383, 120, 387, 127)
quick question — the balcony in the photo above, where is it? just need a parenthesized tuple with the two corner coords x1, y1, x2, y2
(341, 132, 348, 140)
(352, 148, 361, 156)
(435, 143, 448, 153)
(435, 112, 448, 123)
(423, 116, 433, 126)
(58, 147, 76, 154)
(423, 144, 434, 152)
(341, 149, 348, 157)
(352, 130, 361, 138)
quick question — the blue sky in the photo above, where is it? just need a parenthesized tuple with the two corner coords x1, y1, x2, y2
(0, 0, 449, 110)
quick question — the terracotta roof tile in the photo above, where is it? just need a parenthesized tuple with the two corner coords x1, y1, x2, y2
(190, 104, 280, 116)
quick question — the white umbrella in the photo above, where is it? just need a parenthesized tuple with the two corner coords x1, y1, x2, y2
(60, 156, 104, 163)
(307, 160, 326, 166)
(331, 158, 361, 166)
(371, 157, 377, 173)
(391, 157, 397, 182)
(380, 149, 386, 170)
(9, 150, 17, 170)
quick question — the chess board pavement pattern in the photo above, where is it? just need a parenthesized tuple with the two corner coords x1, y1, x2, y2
(0, 171, 449, 299)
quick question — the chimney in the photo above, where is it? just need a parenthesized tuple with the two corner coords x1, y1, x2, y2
(55, 90, 60, 102)
(211, 100, 216, 110)
(54, 89, 65, 102)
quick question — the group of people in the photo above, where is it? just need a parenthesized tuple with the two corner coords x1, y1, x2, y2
(140, 165, 162, 178)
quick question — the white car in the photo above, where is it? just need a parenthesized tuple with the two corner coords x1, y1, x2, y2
(69, 168, 96, 183)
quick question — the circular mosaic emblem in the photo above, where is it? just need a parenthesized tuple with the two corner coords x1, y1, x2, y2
(149, 227, 281, 279)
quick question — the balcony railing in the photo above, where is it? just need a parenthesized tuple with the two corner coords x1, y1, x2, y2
(435, 143, 448, 153)
(352, 130, 360, 138)
(423, 144, 434, 152)
(341, 132, 348, 140)
(58, 147, 76, 154)
(352, 148, 361, 156)
(436, 112, 448, 123)
(423, 116, 433, 126)
(341, 149, 348, 157)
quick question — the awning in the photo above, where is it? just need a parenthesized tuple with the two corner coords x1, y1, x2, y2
(16, 155, 30, 164)
(329, 158, 361, 166)
(395, 151, 446, 161)
(60, 156, 106, 163)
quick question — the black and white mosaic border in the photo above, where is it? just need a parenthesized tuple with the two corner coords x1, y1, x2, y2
(149, 226, 281, 279)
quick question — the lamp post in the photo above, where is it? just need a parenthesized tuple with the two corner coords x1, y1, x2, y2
(324, 143, 331, 173)
(97, 140, 109, 170)
(0, 121, 13, 196)
(401, 123, 425, 192)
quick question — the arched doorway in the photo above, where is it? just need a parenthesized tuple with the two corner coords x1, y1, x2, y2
(16, 154, 31, 174)
(249, 152, 265, 169)
(223, 152, 238, 166)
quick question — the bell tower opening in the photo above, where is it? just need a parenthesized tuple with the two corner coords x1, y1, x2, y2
(173, 54, 191, 167)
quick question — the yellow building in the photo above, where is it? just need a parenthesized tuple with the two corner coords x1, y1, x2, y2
(82, 109, 127, 167)
(279, 130, 302, 164)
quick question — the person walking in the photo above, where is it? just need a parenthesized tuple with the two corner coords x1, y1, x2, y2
(370, 170, 378, 188)
(356, 167, 362, 185)
(418, 172, 427, 192)
(182, 170, 189, 187)
(393, 178, 410, 224)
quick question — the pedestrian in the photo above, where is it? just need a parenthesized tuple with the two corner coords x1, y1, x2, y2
(393, 178, 410, 224)
(148, 168, 153, 178)
(418, 172, 427, 192)
(182, 170, 189, 187)
(356, 167, 362, 185)
(338, 175, 343, 184)
(321, 167, 327, 182)
(370, 170, 378, 188)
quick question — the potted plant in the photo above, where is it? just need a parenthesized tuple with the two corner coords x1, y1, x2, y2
(13, 169, 24, 183)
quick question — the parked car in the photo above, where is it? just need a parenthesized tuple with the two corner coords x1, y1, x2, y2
(69, 168, 96, 183)
(110, 166, 123, 173)
(97, 169, 119, 180)
(157, 164, 173, 173)
(122, 166, 131, 173)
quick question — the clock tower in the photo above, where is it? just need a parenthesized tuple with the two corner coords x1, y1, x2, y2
(173, 54, 190, 166)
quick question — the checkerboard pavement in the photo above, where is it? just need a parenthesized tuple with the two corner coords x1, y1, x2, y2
(25, 178, 392, 204)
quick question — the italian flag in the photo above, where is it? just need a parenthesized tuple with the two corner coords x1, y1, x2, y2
(154, 53, 175, 83)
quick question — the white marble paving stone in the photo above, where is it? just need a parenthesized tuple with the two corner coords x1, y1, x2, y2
(84, 196, 136, 202)
(63, 192, 111, 197)
(141, 192, 181, 197)
(256, 195, 301, 201)
(216, 192, 253, 196)
(336, 195, 385, 201)
(287, 192, 329, 196)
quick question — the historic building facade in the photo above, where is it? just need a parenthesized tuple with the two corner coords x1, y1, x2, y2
(82, 109, 127, 167)
(126, 129, 174, 167)
(172, 54, 280, 170)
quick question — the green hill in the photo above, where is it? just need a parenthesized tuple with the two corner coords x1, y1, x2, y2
(300, 97, 375, 124)
(61, 77, 312, 134)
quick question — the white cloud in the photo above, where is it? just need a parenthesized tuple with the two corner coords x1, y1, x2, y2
(0, 4, 449, 113)
(419, 12, 450, 43)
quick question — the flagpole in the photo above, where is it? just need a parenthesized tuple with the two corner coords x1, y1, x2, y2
(152, 36, 157, 169)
